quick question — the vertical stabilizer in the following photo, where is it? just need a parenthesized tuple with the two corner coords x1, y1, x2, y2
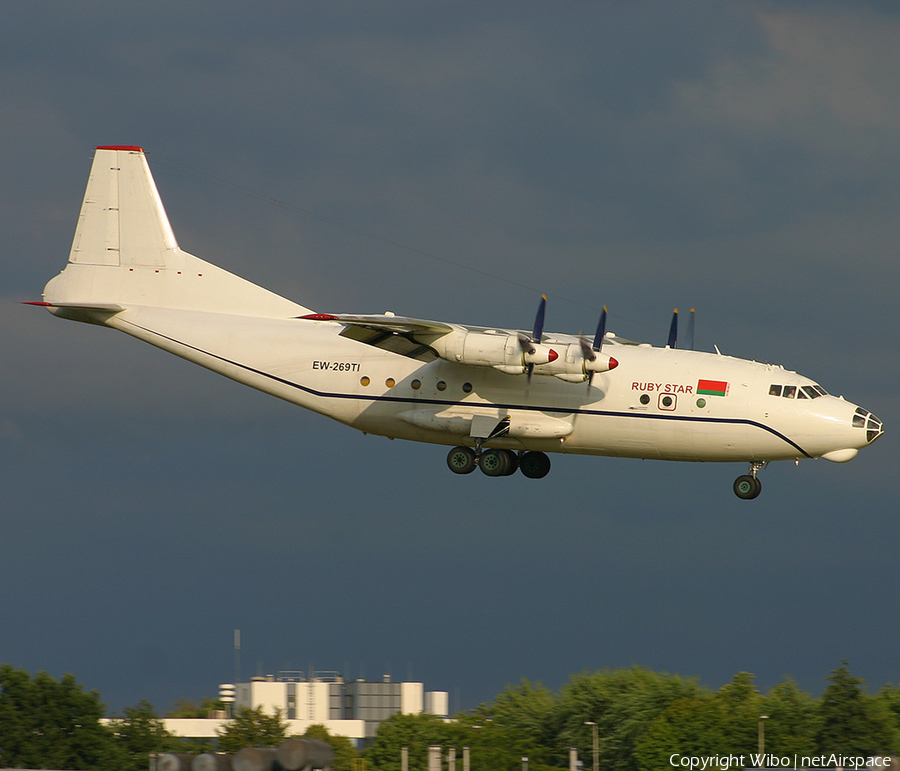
(45, 146, 311, 317)
(69, 146, 178, 267)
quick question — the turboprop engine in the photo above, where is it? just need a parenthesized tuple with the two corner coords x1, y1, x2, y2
(428, 329, 617, 382)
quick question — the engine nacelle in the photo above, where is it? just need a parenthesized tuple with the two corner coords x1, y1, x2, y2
(429, 329, 527, 374)
(429, 331, 618, 381)
(531, 343, 619, 382)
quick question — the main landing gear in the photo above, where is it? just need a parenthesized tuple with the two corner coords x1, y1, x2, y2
(733, 461, 766, 500)
(446, 446, 552, 479)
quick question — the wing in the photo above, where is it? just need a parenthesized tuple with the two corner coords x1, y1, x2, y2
(297, 313, 618, 381)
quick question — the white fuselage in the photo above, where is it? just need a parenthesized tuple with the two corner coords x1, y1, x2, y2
(99, 305, 875, 464)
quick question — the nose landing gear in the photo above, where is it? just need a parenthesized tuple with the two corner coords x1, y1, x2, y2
(733, 461, 766, 499)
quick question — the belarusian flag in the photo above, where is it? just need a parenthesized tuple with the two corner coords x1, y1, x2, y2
(698, 379, 728, 396)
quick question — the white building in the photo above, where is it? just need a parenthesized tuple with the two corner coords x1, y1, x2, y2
(162, 673, 448, 746)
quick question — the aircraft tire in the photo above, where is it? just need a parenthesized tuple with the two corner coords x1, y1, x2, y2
(480, 449, 511, 477)
(447, 446, 477, 474)
(733, 474, 762, 499)
(519, 451, 551, 479)
(502, 450, 519, 476)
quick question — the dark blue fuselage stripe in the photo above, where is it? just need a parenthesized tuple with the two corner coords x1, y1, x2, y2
(127, 321, 813, 458)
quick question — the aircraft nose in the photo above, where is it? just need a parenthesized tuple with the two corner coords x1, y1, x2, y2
(852, 406, 885, 445)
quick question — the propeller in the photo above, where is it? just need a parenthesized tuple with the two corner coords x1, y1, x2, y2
(667, 309, 679, 348)
(518, 295, 557, 383)
(579, 306, 619, 387)
(666, 308, 695, 350)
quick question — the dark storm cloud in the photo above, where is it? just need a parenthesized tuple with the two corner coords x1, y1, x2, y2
(2, 2, 898, 714)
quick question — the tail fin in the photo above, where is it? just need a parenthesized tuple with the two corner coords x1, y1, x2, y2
(43, 146, 311, 317)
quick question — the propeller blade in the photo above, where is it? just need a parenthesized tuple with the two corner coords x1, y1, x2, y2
(532, 294, 547, 343)
(667, 309, 678, 349)
(686, 308, 695, 351)
(592, 306, 608, 352)
(584, 306, 610, 388)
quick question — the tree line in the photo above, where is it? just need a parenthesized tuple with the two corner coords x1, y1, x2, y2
(2, 662, 899, 771)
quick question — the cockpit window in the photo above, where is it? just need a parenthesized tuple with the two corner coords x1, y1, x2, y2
(770, 383, 827, 399)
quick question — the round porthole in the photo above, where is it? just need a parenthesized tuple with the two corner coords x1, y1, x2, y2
(437, 380, 447, 391)
(411, 379, 421, 390)
(385, 378, 395, 388)
(696, 398, 707, 408)
(360, 376, 370, 386)
(640, 394, 650, 405)
(462, 382, 473, 393)
(661, 395, 673, 408)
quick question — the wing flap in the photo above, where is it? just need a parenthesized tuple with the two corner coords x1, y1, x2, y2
(298, 312, 454, 336)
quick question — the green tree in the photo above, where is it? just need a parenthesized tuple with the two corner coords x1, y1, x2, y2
(714, 672, 763, 754)
(760, 679, 817, 756)
(636, 673, 764, 770)
(300, 724, 358, 770)
(814, 662, 898, 756)
(364, 712, 448, 771)
(635, 693, 724, 771)
(166, 696, 227, 718)
(451, 698, 556, 771)
(108, 700, 184, 771)
(0, 664, 120, 770)
(217, 706, 288, 753)
(874, 684, 900, 735)
(555, 666, 700, 771)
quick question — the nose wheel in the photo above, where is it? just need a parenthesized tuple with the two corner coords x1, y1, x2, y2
(733, 462, 766, 499)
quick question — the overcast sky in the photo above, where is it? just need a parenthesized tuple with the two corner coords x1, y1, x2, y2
(3, 1, 899, 717)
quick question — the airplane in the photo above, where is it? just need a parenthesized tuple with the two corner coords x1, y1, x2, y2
(29, 146, 885, 499)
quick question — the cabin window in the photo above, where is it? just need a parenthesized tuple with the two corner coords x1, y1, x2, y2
(801, 386, 821, 399)
(696, 398, 707, 408)
(639, 394, 650, 405)
(769, 384, 782, 396)
(411, 379, 421, 390)
(385, 378, 396, 388)
(462, 382, 473, 393)
(436, 380, 447, 391)
(360, 376, 370, 386)
(782, 385, 797, 398)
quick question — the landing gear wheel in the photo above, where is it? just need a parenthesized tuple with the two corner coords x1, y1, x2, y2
(480, 448, 512, 477)
(447, 446, 477, 475)
(519, 451, 551, 479)
(733, 474, 762, 500)
(501, 450, 519, 476)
